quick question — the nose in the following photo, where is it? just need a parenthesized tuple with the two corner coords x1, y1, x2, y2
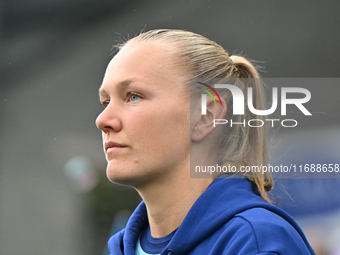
(95, 105, 122, 133)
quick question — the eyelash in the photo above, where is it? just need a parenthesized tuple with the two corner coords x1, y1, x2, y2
(101, 101, 110, 109)
(100, 92, 142, 109)
(127, 92, 142, 102)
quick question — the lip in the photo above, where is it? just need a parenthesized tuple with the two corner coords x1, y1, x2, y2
(105, 141, 127, 152)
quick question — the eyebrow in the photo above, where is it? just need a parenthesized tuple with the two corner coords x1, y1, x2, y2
(98, 79, 135, 97)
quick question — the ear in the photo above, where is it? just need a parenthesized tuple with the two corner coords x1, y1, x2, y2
(191, 97, 227, 142)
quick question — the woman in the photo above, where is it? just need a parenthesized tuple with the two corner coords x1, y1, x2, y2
(96, 29, 315, 255)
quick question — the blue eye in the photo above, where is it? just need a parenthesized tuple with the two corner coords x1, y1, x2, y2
(128, 93, 141, 102)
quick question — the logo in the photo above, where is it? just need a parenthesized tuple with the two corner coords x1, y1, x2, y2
(198, 82, 312, 128)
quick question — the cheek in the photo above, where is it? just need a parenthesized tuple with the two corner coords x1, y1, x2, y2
(128, 104, 190, 151)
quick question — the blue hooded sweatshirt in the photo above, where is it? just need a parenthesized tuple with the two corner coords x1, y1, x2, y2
(108, 176, 316, 255)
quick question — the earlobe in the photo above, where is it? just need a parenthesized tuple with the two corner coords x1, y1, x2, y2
(191, 97, 227, 142)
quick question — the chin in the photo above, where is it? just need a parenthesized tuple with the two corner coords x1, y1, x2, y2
(107, 171, 133, 186)
(106, 166, 143, 188)
(106, 164, 161, 190)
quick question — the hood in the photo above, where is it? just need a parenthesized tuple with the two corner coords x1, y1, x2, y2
(108, 176, 315, 255)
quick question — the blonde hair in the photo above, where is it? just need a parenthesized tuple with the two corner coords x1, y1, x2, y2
(117, 29, 273, 203)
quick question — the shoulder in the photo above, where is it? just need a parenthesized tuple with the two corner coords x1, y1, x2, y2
(221, 207, 312, 254)
(235, 207, 297, 235)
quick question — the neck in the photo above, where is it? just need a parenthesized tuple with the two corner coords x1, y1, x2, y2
(136, 165, 214, 238)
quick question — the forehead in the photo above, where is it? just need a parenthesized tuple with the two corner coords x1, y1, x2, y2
(102, 41, 177, 88)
